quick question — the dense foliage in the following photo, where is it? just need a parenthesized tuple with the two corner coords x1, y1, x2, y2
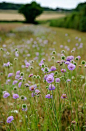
(50, 5, 86, 32)
(19, 1, 43, 23)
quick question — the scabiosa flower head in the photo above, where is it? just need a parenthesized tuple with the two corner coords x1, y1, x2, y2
(44, 75, 48, 80)
(18, 82, 22, 88)
(21, 95, 27, 101)
(77, 56, 81, 60)
(3, 92, 10, 98)
(49, 84, 55, 90)
(15, 75, 20, 79)
(45, 94, 52, 99)
(65, 61, 70, 65)
(24, 83, 29, 87)
(6, 116, 14, 123)
(29, 84, 37, 91)
(35, 89, 40, 95)
(50, 66, 56, 71)
(61, 94, 67, 99)
(46, 75, 54, 83)
(66, 79, 71, 82)
(71, 120, 76, 125)
(16, 70, 20, 75)
(55, 78, 60, 83)
(29, 74, 33, 77)
(68, 63, 76, 70)
(8, 73, 13, 78)
(31, 92, 36, 97)
(61, 69, 66, 73)
(66, 56, 74, 62)
(13, 94, 19, 99)
(12, 80, 18, 85)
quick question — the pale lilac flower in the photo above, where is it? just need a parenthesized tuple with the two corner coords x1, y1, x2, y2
(66, 79, 71, 82)
(29, 74, 33, 77)
(61, 94, 67, 99)
(16, 70, 20, 75)
(13, 80, 18, 85)
(29, 85, 37, 91)
(13, 94, 19, 99)
(45, 94, 52, 99)
(6, 116, 14, 123)
(68, 63, 76, 70)
(3, 92, 10, 98)
(61, 69, 66, 73)
(18, 82, 22, 87)
(55, 78, 60, 83)
(49, 84, 55, 90)
(50, 66, 56, 71)
(35, 89, 40, 95)
(8, 73, 13, 78)
(46, 75, 54, 83)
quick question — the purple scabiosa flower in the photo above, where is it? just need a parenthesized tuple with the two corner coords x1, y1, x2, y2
(12, 80, 18, 85)
(48, 84, 55, 90)
(22, 107, 27, 111)
(68, 63, 76, 71)
(29, 85, 37, 91)
(61, 69, 66, 73)
(44, 75, 48, 80)
(46, 75, 54, 83)
(66, 56, 74, 62)
(66, 79, 71, 82)
(29, 74, 33, 77)
(24, 83, 29, 87)
(6, 116, 14, 123)
(25, 62, 30, 68)
(8, 73, 13, 78)
(13, 94, 19, 99)
(16, 70, 20, 75)
(65, 61, 70, 65)
(61, 94, 67, 99)
(3, 92, 10, 98)
(55, 78, 60, 83)
(45, 94, 52, 99)
(18, 82, 22, 87)
(77, 56, 81, 60)
(35, 89, 40, 95)
(15, 75, 20, 79)
(50, 66, 56, 71)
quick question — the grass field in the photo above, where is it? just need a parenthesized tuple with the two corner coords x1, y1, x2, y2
(0, 23, 86, 131)
(0, 10, 65, 21)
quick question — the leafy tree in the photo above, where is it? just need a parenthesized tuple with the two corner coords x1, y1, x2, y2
(19, 1, 43, 23)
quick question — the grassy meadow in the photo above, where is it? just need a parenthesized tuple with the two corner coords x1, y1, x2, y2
(0, 21, 86, 131)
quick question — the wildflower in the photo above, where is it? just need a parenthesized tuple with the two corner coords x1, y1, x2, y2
(22, 104, 27, 111)
(6, 116, 14, 123)
(66, 79, 71, 82)
(8, 73, 13, 78)
(61, 94, 67, 99)
(29, 74, 33, 77)
(18, 82, 22, 88)
(35, 89, 40, 95)
(55, 78, 60, 83)
(61, 69, 66, 73)
(49, 84, 55, 90)
(12, 80, 18, 85)
(50, 66, 56, 71)
(71, 120, 76, 125)
(13, 94, 19, 99)
(29, 85, 37, 91)
(3, 92, 10, 98)
(46, 75, 54, 83)
(45, 94, 52, 99)
(16, 70, 20, 75)
(68, 63, 76, 70)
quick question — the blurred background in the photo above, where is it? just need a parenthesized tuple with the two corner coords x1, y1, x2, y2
(0, 0, 86, 31)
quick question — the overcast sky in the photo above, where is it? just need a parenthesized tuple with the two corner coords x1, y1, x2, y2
(0, 0, 86, 9)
